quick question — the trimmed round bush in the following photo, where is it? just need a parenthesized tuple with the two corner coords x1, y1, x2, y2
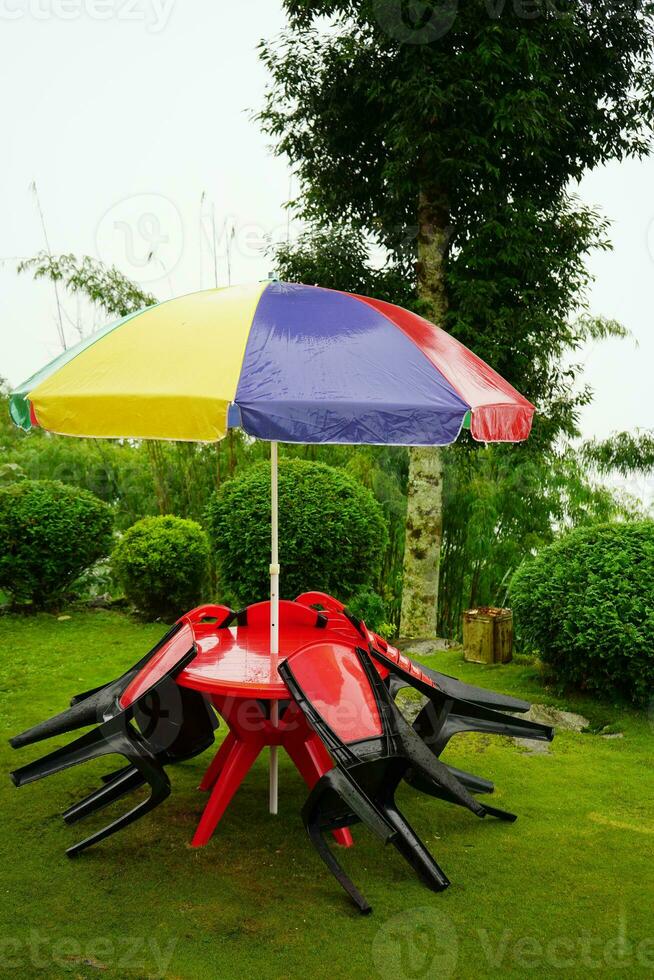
(0, 479, 113, 609)
(347, 586, 391, 636)
(205, 459, 389, 605)
(509, 521, 654, 704)
(112, 515, 210, 620)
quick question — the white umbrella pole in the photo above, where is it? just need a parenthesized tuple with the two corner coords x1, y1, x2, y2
(269, 441, 280, 815)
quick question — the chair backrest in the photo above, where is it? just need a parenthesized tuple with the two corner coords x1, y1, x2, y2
(237, 599, 327, 630)
(295, 591, 345, 613)
(127, 604, 231, 677)
(294, 592, 368, 642)
(181, 604, 234, 628)
(118, 622, 197, 711)
(368, 642, 441, 697)
(280, 641, 389, 756)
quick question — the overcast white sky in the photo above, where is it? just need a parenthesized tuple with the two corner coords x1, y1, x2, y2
(1, 2, 652, 445)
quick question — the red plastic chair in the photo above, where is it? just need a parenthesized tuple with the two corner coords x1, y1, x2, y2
(181, 604, 235, 628)
(294, 591, 368, 642)
(237, 599, 327, 630)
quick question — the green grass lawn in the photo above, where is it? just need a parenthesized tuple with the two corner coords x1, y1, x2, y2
(1, 610, 653, 979)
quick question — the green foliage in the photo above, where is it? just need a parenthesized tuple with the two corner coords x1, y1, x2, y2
(0, 480, 113, 609)
(509, 521, 654, 704)
(260, 3, 654, 442)
(439, 443, 639, 637)
(205, 458, 389, 605)
(112, 516, 210, 620)
(346, 586, 392, 636)
(17, 252, 156, 319)
(272, 223, 417, 311)
(582, 429, 654, 476)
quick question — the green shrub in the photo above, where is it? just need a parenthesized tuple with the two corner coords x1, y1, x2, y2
(205, 459, 389, 605)
(509, 521, 654, 704)
(0, 479, 113, 610)
(112, 515, 210, 620)
(346, 587, 391, 636)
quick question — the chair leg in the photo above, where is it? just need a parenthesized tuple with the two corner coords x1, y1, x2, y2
(401, 729, 487, 818)
(480, 803, 517, 822)
(10, 726, 110, 787)
(63, 767, 145, 824)
(70, 683, 106, 706)
(405, 765, 494, 799)
(10, 698, 100, 750)
(299, 770, 400, 913)
(11, 718, 170, 856)
(101, 764, 134, 784)
(413, 699, 553, 758)
(305, 811, 372, 914)
(67, 747, 170, 858)
(382, 800, 451, 893)
(445, 765, 494, 795)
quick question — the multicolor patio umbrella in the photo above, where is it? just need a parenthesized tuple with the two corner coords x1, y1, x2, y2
(10, 280, 535, 811)
(11, 280, 533, 444)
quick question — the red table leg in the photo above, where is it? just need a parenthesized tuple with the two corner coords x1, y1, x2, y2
(190, 695, 354, 848)
(198, 731, 237, 791)
(191, 738, 263, 847)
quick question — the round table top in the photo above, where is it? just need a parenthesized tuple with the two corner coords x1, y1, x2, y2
(176, 622, 360, 699)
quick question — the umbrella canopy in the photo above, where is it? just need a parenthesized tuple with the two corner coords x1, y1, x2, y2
(10, 280, 534, 446)
(10, 279, 535, 816)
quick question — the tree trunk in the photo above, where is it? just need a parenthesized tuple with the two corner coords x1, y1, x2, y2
(399, 187, 450, 639)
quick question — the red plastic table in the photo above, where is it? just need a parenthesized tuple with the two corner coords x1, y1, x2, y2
(176, 620, 354, 848)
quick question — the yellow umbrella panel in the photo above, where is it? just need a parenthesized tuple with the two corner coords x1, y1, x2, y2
(11, 282, 268, 442)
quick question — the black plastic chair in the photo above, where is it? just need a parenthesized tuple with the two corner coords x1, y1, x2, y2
(368, 641, 553, 802)
(60, 683, 219, 828)
(369, 641, 553, 753)
(10, 605, 233, 752)
(10, 606, 233, 820)
(279, 640, 511, 914)
(9, 620, 210, 856)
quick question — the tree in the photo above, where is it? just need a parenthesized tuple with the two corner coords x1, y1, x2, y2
(581, 429, 654, 476)
(271, 223, 416, 306)
(18, 252, 156, 322)
(259, 1, 654, 635)
(272, 223, 635, 636)
(438, 440, 639, 637)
